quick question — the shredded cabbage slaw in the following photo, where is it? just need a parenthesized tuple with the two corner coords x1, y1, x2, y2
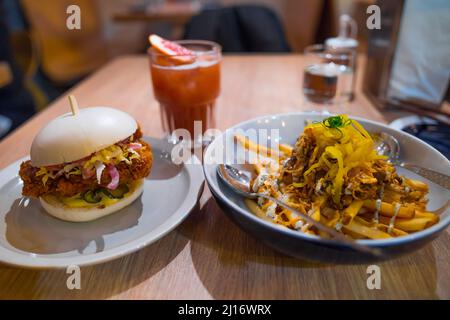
(36, 141, 143, 190)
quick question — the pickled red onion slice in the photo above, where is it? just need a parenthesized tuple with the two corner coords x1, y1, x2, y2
(128, 143, 142, 150)
(106, 164, 120, 190)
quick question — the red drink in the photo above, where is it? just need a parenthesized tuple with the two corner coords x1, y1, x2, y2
(148, 40, 221, 142)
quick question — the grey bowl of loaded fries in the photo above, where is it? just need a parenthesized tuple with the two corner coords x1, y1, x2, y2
(203, 112, 450, 263)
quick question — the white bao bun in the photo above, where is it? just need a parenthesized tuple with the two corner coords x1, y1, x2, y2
(40, 179, 144, 222)
(30, 107, 137, 167)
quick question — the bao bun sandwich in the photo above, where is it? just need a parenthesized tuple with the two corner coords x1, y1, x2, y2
(19, 97, 152, 222)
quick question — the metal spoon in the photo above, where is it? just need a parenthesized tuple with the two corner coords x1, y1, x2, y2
(217, 164, 382, 257)
(374, 132, 450, 190)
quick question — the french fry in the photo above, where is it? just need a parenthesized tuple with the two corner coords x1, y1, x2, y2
(340, 218, 370, 239)
(415, 211, 440, 222)
(235, 134, 292, 157)
(321, 206, 337, 219)
(355, 216, 408, 237)
(377, 215, 438, 232)
(342, 218, 392, 239)
(353, 216, 371, 226)
(342, 200, 364, 225)
(363, 200, 415, 219)
(341, 230, 367, 240)
(405, 179, 429, 192)
(309, 197, 325, 222)
(318, 230, 331, 239)
(381, 190, 402, 203)
(376, 223, 408, 237)
(244, 198, 273, 222)
(326, 216, 340, 228)
(235, 134, 279, 158)
(310, 207, 320, 221)
(319, 207, 339, 228)
(279, 143, 293, 155)
(253, 159, 264, 174)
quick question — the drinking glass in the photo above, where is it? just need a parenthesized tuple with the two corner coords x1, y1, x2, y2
(148, 40, 221, 145)
(303, 44, 355, 106)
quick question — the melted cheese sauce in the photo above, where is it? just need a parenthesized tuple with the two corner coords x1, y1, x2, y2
(60, 192, 121, 208)
(58, 181, 139, 209)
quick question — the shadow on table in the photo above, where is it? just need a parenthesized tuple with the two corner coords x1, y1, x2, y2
(4, 197, 143, 254)
(0, 202, 193, 299)
(0, 226, 190, 299)
(180, 197, 440, 299)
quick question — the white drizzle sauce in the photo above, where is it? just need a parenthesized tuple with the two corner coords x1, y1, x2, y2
(252, 172, 268, 192)
(289, 210, 300, 220)
(373, 183, 385, 224)
(373, 199, 382, 224)
(266, 202, 277, 218)
(256, 190, 270, 206)
(300, 224, 310, 233)
(257, 196, 265, 206)
(294, 220, 304, 230)
(335, 221, 343, 231)
(388, 202, 401, 234)
(269, 179, 279, 192)
(277, 193, 289, 203)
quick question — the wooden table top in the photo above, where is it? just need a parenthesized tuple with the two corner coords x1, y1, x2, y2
(0, 55, 449, 299)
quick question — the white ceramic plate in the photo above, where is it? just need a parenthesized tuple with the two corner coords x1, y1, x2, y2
(0, 137, 204, 268)
(389, 115, 437, 129)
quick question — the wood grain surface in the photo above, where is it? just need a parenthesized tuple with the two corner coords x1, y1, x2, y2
(0, 55, 448, 299)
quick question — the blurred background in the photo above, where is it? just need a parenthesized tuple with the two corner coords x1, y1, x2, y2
(0, 0, 449, 153)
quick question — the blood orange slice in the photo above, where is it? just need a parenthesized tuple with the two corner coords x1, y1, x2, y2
(149, 34, 195, 66)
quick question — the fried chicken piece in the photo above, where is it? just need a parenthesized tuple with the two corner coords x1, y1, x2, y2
(20, 140, 152, 198)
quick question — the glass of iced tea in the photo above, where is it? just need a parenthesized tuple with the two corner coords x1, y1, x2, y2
(148, 39, 221, 145)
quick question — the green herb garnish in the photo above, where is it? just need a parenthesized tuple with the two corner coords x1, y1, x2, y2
(315, 115, 352, 139)
(322, 115, 352, 129)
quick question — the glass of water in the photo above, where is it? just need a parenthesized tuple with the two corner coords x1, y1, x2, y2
(303, 44, 355, 105)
